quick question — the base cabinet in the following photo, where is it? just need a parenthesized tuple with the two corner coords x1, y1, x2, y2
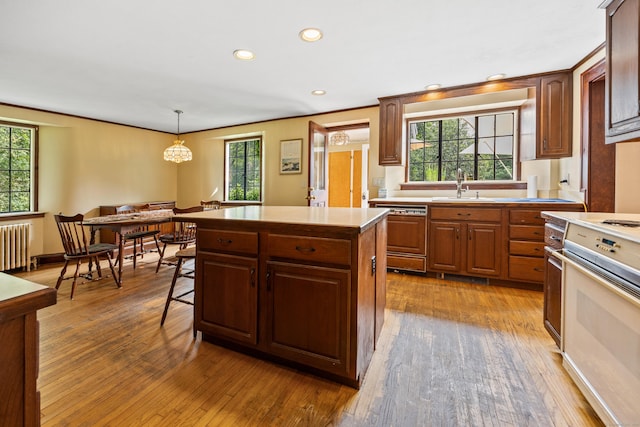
(386, 213, 427, 273)
(428, 207, 502, 278)
(544, 250, 563, 346)
(190, 208, 387, 388)
(265, 261, 350, 376)
(197, 252, 258, 345)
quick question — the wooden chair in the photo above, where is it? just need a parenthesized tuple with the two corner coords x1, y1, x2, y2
(115, 204, 161, 269)
(200, 200, 221, 210)
(155, 205, 204, 273)
(54, 213, 120, 299)
(160, 246, 196, 337)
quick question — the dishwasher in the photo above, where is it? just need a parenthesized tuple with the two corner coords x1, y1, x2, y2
(374, 204, 427, 273)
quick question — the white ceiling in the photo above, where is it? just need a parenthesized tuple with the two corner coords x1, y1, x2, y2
(0, 0, 605, 134)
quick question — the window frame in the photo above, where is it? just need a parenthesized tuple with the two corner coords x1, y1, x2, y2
(224, 136, 263, 202)
(0, 120, 38, 216)
(404, 107, 520, 186)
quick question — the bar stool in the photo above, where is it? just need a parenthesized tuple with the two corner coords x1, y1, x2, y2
(160, 246, 196, 337)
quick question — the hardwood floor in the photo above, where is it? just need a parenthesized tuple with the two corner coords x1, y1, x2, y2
(15, 253, 603, 426)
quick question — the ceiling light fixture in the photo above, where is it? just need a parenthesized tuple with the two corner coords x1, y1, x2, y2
(299, 28, 323, 42)
(486, 73, 506, 81)
(163, 110, 192, 164)
(311, 89, 326, 96)
(425, 84, 442, 90)
(330, 131, 350, 146)
(233, 49, 255, 60)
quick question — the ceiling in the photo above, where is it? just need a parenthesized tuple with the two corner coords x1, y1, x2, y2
(0, 0, 605, 134)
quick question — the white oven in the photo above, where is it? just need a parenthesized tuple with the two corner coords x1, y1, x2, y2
(553, 218, 640, 426)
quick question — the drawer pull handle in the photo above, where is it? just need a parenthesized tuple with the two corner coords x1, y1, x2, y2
(457, 213, 471, 216)
(295, 245, 316, 253)
(534, 267, 544, 272)
(217, 238, 233, 245)
(550, 236, 562, 242)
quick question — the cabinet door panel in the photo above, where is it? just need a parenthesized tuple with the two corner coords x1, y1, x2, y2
(428, 221, 461, 272)
(197, 253, 258, 345)
(539, 74, 572, 157)
(387, 214, 426, 255)
(266, 261, 350, 376)
(544, 251, 562, 347)
(467, 223, 501, 276)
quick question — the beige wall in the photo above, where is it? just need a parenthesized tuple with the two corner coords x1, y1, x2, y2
(176, 107, 380, 208)
(0, 104, 177, 255)
(0, 104, 380, 257)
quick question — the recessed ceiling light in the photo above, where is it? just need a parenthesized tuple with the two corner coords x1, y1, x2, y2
(486, 73, 506, 81)
(425, 84, 442, 90)
(233, 49, 255, 60)
(299, 28, 323, 42)
(311, 90, 326, 96)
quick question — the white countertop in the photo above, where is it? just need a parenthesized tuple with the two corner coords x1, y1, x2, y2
(542, 211, 640, 244)
(177, 206, 389, 230)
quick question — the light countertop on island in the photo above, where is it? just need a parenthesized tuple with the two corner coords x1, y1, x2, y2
(176, 205, 389, 232)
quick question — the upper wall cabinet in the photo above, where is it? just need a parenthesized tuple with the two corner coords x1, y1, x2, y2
(604, 0, 640, 143)
(378, 97, 404, 166)
(536, 73, 573, 159)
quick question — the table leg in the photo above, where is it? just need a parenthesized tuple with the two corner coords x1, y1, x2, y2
(117, 231, 124, 285)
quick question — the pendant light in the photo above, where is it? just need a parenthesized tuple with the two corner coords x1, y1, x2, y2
(163, 110, 192, 163)
(330, 130, 350, 146)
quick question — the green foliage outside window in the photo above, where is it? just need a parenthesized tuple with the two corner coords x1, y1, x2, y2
(408, 112, 515, 182)
(227, 138, 261, 201)
(0, 124, 33, 213)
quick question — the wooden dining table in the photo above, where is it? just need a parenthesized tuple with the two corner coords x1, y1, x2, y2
(83, 209, 174, 284)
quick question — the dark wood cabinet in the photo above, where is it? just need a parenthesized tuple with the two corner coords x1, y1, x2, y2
(508, 209, 546, 283)
(0, 274, 56, 427)
(265, 261, 350, 376)
(378, 97, 403, 166)
(197, 252, 258, 345)
(190, 207, 388, 388)
(538, 73, 572, 157)
(541, 214, 569, 348)
(604, 0, 640, 143)
(386, 213, 427, 273)
(428, 207, 502, 278)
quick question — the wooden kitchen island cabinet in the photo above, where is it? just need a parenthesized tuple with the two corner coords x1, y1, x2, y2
(180, 206, 388, 388)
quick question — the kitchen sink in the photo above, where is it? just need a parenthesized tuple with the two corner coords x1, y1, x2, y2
(431, 197, 495, 202)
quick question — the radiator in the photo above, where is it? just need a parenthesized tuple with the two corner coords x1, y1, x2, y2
(0, 223, 31, 271)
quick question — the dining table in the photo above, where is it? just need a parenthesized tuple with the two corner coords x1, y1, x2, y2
(83, 209, 174, 284)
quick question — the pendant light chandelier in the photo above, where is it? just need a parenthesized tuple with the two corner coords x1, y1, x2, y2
(163, 110, 192, 163)
(330, 130, 350, 146)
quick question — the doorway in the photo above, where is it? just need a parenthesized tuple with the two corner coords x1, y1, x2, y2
(327, 127, 370, 208)
(581, 59, 615, 212)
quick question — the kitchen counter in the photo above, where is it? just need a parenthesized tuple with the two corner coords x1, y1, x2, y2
(370, 197, 583, 207)
(182, 206, 388, 388)
(541, 211, 640, 244)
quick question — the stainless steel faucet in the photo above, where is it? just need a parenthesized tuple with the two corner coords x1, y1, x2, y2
(456, 168, 466, 198)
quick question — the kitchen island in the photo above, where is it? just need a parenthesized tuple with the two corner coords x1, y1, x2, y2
(176, 206, 388, 388)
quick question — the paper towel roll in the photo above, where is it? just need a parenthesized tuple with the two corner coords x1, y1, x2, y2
(527, 176, 538, 199)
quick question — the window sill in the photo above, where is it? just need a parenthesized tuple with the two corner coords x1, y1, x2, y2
(399, 181, 527, 191)
(0, 211, 45, 221)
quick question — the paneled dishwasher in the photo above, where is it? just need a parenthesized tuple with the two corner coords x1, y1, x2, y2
(373, 204, 427, 273)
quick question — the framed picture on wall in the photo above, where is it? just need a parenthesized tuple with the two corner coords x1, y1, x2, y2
(280, 139, 302, 174)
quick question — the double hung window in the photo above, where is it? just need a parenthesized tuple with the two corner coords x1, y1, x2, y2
(225, 137, 262, 201)
(0, 122, 37, 213)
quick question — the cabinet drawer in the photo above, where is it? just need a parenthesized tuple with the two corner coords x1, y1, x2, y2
(198, 229, 259, 255)
(429, 207, 502, 222)
(268, 234, 351, 266)
(509, 241, 545, 257)
(388, 254, 427, 273)
(510, 209, 544, 225)
(509, 225, 545, 241)
(509, 256, 545, 283)
(544, 223, 565, 249)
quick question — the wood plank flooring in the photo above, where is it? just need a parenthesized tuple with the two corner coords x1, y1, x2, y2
(14, 253, 603, 426)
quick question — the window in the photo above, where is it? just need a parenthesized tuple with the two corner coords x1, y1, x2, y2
(408, 110, 516, 182)
(225, 137, 262, 201)
(0, 122, 37, 213)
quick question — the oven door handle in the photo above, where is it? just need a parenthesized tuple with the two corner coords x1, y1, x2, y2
(552, 250, 640, 307)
